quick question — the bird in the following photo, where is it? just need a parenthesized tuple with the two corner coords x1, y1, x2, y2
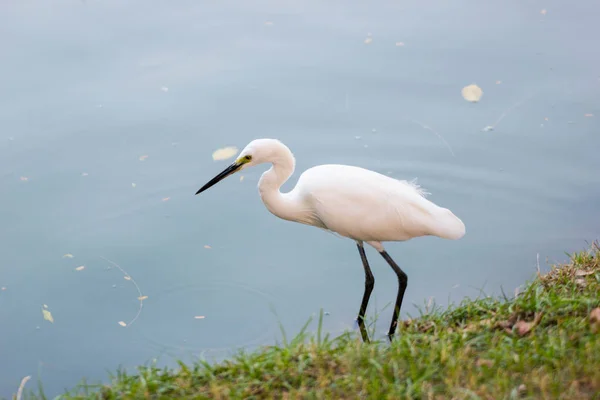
(196, 138, 465, 342)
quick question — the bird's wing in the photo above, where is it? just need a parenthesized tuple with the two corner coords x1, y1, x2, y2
(295, 165, 445, 241)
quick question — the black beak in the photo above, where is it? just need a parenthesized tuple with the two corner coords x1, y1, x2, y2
(195, 162, 242, 195)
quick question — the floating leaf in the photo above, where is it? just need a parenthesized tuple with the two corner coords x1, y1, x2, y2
(118, 321, 127, 327)
(124, 276, 131, 281)
(138, 295, 148, 301)
(204, 245, 211, 249)
(194, 316, 206, 319)
(461, 84, 483, 102)
(42, 308, 54, 323)
(139, 155, 149, 161)
(212, 147, 238, 161)
(75, 266, 85, 271)
(63, 254, 74, 258)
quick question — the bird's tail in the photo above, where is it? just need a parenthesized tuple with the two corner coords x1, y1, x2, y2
(432, 208, 466, 240)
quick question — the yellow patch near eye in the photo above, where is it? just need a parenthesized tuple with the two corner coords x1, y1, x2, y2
(236, 155, 252, 165)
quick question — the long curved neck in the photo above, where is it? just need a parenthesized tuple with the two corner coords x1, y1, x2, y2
(258, 151, 301, 223)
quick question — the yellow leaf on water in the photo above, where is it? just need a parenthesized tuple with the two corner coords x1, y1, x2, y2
(63, 254, 74, 258)
(461, 84, 484, 102)
(138, 295, 148, 301)
(212, 147, 238, 161)
(124, 276, 131, 281)
(75, 266, 85, 271)
(204, 245, 211, 249)
(118, 321, 127, 327)
(139, 155, 149, 161)
(42, 308, 54, 323)
(194, 316, 206, 319)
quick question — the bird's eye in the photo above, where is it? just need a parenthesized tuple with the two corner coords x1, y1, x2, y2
(244, 155, 252, 161)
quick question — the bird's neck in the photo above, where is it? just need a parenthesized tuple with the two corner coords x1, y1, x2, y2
(258, 155, 301, 223)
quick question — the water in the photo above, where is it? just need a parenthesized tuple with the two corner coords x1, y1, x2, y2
(1, 0, 599, 396)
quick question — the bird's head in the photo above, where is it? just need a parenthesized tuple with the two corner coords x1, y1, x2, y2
(195, 139, 291, 195)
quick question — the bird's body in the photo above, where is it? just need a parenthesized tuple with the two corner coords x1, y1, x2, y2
(196, 138, 465, 341)
(277, 164, 465, 247)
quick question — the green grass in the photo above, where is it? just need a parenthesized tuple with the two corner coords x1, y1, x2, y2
(19, 243, 600, 400)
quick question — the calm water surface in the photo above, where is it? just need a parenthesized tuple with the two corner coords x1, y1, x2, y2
(1, 0, 599, 396)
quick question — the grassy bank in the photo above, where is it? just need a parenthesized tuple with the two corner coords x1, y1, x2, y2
(23, 243, 600, 399)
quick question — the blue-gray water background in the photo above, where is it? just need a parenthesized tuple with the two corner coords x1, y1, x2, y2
(1, 0, 599, 397)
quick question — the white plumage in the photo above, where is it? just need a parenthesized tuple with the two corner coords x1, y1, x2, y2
(288, 164, 465, 247)
(196, 138, 465, 341)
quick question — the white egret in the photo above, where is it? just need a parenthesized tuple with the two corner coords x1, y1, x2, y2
(196, 138, 465, 341)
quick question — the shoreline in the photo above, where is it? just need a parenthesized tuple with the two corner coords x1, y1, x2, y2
(20, 242, 600, 399)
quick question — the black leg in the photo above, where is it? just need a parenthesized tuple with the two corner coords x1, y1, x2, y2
(356, 242, 375, 343)
(380, 251, 408, 339)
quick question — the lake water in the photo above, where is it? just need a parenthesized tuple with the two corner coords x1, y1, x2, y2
(1, 0, 599, 397)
